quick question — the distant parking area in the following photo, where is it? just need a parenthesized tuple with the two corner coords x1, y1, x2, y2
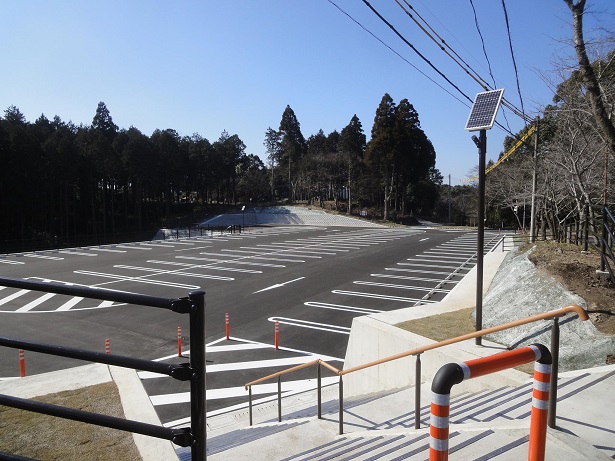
(0, 225, 503, 424)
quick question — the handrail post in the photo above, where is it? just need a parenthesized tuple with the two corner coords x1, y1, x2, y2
(415, 353, 421, 429)
(339, 376, 344, 435)
(278, 375, 282, 422)
(189, 290, 206, 461)
(317, 363, 322, 419)
(548, 317, 560, 429)
(248, 386, 253, 426)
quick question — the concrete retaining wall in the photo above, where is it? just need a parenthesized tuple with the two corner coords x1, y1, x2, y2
(342, 251, 530, 397)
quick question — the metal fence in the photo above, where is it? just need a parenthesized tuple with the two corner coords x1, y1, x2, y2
(0, 277, 207, 461)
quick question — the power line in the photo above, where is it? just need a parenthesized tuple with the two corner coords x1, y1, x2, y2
(326, 0, 470, 107)
(501, 0, 527, 123)
(360, 0, 474, 104)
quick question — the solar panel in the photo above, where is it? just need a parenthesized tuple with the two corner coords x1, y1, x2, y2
(465, 89, 504, 131)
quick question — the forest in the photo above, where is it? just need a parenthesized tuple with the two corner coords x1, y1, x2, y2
(0, 94, 440, 252)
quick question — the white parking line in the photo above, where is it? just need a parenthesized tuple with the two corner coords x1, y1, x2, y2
(304, 301, 382, 314)
(370, 274, 459, 284)
(0, 259, 24, 265)
(353, 281, 449, 293)
(23, 254, 64, 260)
(113, 265, 236, 280)
(268, 316, 351, 335)
(172, 256, 285, 268)
(89, 247, 127, 253)
(331, 290, 436, 303)
(73, 270, 200, 290)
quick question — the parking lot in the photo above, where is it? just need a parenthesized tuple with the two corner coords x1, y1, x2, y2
(0, 225, 502, 426)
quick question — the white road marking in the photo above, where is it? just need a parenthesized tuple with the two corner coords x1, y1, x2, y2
(115, 245, 152, 251)
(0, 290, 29, 306)
(304, 301, 382, 314)
(23, 254, 64, 260)
(154, 376, 340, 408)
(173, 256, 284, 268)
(58, 250, 97, 257)
(268, 316, 350, 335)
(353, 281, 449, 293)
(56, 297, 84, 311)
(385, 268, 465, 276)
(254, 277, 305, 293)
(113, 265, 235, 280)
(15, 293, 56, 312)
(73, 270, 200, 290)
(331, 290, 435, 303)
(0, 259, 24, 265)
(139, 355, 322, 380)
(370, 274, 459, 284)
(89, 247, 126, 253)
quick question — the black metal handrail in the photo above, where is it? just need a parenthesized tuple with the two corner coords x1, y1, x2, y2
(0, 276, 207, 461)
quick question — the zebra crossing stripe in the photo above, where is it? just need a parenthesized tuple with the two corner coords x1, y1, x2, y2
(0, 290, 29, 306)
(151, 376, 340, 406)
(15, 293, 56, 312)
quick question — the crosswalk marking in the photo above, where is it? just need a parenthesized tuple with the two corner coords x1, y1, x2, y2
(56, 296, 84, 311)
(0, 290, 29, 306)
(15, 293, 56, 312)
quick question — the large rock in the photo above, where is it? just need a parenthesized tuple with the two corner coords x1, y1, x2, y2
(481, 249, 615, 370)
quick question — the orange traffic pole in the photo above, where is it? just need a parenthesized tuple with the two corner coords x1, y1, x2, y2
(19, 349, 25, 378)
(105, 338, 110, 354)
(177, 326, 182, 357)
(225, 312, 230, 340)
(275, 321, 279, 350)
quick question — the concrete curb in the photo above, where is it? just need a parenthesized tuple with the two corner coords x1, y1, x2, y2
(109, 366, 179, 460)
(0, 363, 112, 398)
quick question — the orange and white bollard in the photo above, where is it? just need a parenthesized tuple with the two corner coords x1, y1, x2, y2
(19, 349, 25, 378)
(225, 312, 230, 340)
(105, 338, 110, 354)
(528, 361, 552, 461)
(177, 326, 182, 357)
(275, 321, 280, 350)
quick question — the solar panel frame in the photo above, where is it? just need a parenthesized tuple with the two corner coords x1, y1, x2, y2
(465, 89, 504, 131)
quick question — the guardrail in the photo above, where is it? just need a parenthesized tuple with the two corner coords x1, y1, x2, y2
(244, 305, 588, 436)
(0, 277, 207, 461)
(490, 233, 525, 253)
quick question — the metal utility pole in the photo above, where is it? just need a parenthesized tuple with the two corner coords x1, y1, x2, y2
(464, 89, 504, 347)
(448, 174, 452, 223)
(473, 130, 486, 346)
(529, 119, 539, 243)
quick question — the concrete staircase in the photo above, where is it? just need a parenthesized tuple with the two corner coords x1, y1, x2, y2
(177, 365, 615, 460)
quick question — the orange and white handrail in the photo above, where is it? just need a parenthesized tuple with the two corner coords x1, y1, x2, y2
(429, 344, 552, 461)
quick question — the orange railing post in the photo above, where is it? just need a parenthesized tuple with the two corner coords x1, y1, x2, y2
(225, 312, 230, 340)
(429, 344, 552, 461)
(19, 349, 25, 378)
(177, 326, 182, 357)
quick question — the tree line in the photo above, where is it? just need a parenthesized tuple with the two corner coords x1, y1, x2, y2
(0, 94, 440, 251)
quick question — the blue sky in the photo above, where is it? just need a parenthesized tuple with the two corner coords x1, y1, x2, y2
(1, 1, 613, 184)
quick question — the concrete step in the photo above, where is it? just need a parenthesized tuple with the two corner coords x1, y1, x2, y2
(187, 365, 615, 460)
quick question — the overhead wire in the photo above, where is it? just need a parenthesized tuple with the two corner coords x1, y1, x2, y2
(327, 0, 533, 147)
(359, 0, 474, 104)
(325, 0, 470, 107)
(501, 0, 527, 123)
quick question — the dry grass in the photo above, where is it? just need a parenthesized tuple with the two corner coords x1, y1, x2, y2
(396, 308, 476, 342)
(0, 381, 141, 460)
(396, 307, 534, 374)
